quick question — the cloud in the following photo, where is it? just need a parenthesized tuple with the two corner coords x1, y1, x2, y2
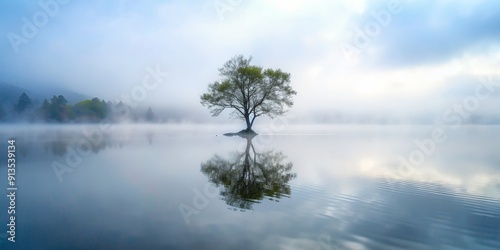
(351, 0, 500, 68)
(0, 0, 499, 123)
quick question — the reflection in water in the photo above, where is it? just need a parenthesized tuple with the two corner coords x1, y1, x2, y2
(201, 135, 296, 210)
(41, 131, 119, 156)
(3, 126, 157, 160)
(49, 136, 68, 156)
(146, 131, 154, 145)
(0, 125, 499, 249)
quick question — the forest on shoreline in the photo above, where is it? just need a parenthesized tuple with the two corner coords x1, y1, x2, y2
(0, 92, 156, 123)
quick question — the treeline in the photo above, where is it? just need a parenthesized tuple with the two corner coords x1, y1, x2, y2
(0, 92, 157, 123)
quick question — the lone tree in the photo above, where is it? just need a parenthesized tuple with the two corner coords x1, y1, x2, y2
(201, 55, 296, 133)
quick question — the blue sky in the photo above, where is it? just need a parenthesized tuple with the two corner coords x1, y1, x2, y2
(1, 0, 499, 122)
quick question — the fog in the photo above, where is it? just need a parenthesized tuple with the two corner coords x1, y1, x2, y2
(1, 0, 499, 124)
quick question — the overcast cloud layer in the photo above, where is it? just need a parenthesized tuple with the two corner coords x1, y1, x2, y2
(1, 0, 499, 123)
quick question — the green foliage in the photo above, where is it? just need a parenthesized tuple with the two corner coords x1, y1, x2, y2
(200, 55, 296, 131)
(39, 99, 50, 120)
(14, 92, 33, 113)
(72, 98, 108, 122)
(47, 95, 69, 122)
(200, 138, 296, 210)
(4, 91, 152, 123)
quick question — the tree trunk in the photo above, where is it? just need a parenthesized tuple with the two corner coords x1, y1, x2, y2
(244, 114, 252, 132)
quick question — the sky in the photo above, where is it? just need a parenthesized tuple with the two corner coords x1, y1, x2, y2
(0, 0, 500, 123)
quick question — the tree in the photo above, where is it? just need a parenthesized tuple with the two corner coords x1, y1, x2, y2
(72, 98, 108, 122)
(14, 92, 33, 113)
(201, 55, 296, 133)
(145, 107, 155, 122)
(48, 95, 69, 122)
(39, 99, 50, 121)
(109, 101, 131, 122)
(201, 135, 296, 210)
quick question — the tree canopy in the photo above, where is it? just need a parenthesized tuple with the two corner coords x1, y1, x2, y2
(14, 92, 33, 113)
(145, 107, 155, 122)
(72, 98, 108, 122)
(0, 92, 160, 124)
(200, 55, 296, 132)
(48, 95, 69, 122)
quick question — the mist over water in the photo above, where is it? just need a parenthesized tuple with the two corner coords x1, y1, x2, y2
(0, 124, 499, 249)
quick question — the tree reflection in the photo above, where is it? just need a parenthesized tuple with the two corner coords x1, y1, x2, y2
(201, 135, 296, 210)
(146, 131, 154, 145)
(41, 129, 133, 156)
(49, 135, 68, 156)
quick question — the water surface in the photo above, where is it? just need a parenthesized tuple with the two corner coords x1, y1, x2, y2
(0, 124, 499, 249)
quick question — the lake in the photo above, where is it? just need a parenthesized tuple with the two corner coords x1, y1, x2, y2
(0, 124, 499, 249)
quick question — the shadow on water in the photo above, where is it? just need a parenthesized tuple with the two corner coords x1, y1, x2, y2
(200, 133, 297, 210)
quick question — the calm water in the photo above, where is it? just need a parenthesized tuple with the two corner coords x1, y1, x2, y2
(0, 124, 499, 249)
